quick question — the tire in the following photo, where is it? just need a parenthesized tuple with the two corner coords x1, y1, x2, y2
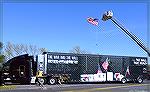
(121, 78, 126, 84)
(38, 78, 45, 85)
(137, 76, 143, 84)
(49, 78, 56, 85)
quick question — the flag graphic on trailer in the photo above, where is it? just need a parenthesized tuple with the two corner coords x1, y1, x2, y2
(87, 17, 99, 26)
(97, 63, 102, 73)
(102, 58, 109, 71)
(126, 66, 130, 76)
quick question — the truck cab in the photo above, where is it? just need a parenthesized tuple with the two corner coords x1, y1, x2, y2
(2, 54, 36, 84)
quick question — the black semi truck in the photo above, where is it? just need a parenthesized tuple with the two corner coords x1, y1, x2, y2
(1, 52, 148, 84)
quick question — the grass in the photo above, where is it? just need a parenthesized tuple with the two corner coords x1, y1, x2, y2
(0, 85, 16, 90)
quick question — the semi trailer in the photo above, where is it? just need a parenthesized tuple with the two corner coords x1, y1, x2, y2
(1, 52, 148, 84)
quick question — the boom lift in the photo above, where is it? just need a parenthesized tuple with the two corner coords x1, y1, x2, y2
(102, 11, 150, 57)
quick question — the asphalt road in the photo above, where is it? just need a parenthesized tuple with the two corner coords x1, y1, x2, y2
(0, 81, 150, 92)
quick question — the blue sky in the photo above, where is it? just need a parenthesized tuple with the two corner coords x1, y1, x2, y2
(2, 3, 149, 59)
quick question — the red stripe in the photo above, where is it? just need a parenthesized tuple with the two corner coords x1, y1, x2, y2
(87, 18, 98, 26)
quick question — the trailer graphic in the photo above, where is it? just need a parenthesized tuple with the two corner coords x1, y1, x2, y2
(1, 52, 148, 84)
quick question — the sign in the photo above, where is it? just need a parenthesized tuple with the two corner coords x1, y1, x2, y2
(132, 58, 147, 65)
(47, 54, 78, 64)
(80, 73, 106, 82)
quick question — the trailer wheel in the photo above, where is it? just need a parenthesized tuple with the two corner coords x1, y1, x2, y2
(49, 78, 56, 85)
(121, 78, 126, 84)
(137, 76, 143, 84)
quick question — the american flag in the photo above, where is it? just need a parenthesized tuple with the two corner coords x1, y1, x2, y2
(126, 66, 130, 76)
(102, 58, 109, 71)
(97, 63, 102, 73)
(87, 17, 99, 26)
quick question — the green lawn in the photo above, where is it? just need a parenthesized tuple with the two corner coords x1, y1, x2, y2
(0, 85, 16, 90)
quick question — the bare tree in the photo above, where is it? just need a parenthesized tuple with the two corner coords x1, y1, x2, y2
(13, 44, 24, 55)
(4, 42, 14, 60)
(22, 44, 29, 54)
(39, 48, 47, 54)
(29, 45, 38, 55)
(3, 42, 48, 61)
(70, 46, 90, 54)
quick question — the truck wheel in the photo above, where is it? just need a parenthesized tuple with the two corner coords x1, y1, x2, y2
(137, 77, 143, 84)
(121, 78, 126, 84)
(38, 78, 45, 85)
(49, 78, 56, 85)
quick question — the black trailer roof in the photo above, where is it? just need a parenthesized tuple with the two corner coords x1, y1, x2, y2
(43, 52, 147, 58)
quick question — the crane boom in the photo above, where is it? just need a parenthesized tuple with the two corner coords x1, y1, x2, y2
(102, 11, 150, 56)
